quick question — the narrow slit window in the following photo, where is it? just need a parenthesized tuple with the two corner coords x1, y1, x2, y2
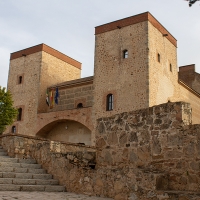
(106, 94, 114, 111)
(170, 64, 172, 72)
(12, 126, 16, 134)
(19, 76, 23, 84)
(123, 50, 128, 59)
(157, 53, 160, 63)
(17, 108, 22, 121)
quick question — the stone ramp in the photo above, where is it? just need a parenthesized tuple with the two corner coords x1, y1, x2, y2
(0, 146, 65, 192)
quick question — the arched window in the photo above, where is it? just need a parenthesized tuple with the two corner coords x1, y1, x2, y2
(106, 94, 114, 111)
(12, 126, 16, 134)
(17, 108, 22, 121)
(77, 103, 83, 109)
(123, 50, 128, 59)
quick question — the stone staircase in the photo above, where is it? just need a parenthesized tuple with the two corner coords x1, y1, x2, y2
(0, 146, 65, 192)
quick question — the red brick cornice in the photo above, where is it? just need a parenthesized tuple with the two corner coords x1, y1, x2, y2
(10, 44, 82, 69)
(95, 12, 177, 47)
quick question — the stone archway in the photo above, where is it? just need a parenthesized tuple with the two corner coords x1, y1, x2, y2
(36, 119, 92, 146)
(36, 107, 93, 145)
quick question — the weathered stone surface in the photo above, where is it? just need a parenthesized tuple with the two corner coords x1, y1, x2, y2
(129, 132, 138, 142)
(152, 135, 161, 155)
(107, 132, 118, 145)
(96, 138, 106, 148)
(98, 122, 106, 134)
(1, 102, 200, 199)
(129, 150, 138, 163)
(119, 132, 127, 146)
(167, 134, 182, 146)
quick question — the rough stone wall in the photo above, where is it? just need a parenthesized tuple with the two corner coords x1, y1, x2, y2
(95, 101, 200, 197)
(6, 52, 42, 136)
(148, 21, 179, 106)
(0, 135, 97, 192)
(96, 102, 192, 168)
(47, 82, 93, 112)
(38, 51, 81, 113)
(2, 102, 200, 200)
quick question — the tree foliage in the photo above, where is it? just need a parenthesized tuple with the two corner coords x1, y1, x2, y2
(0, 87, 18, 134)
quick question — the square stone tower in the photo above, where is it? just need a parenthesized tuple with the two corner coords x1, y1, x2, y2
(7, 44, 81, 135)
(93, 12, 179, 121)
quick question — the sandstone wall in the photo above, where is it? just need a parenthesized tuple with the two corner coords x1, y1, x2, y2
(38, 51, 81, 113)
(93, 21, 149, 146)
(148, 21, 179, 106)
(43, 121, 91, 146)
(179, 64, 200, 94)
(179, 83, 200, 124)
(36, 80, 94, 145)
(6, 46, 81, 137)
(148, 22, 200, 124)
(93, 20, 149, 121)
(36, 107, 93, 145)
(6, 52, 42, 136)
(47, 81, 93, 112)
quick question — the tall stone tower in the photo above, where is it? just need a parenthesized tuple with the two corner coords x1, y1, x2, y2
(93, 12, 179, 121)
(6, 44, 81, 135)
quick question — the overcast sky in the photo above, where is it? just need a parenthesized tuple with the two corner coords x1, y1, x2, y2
(0, 0, 200, 88)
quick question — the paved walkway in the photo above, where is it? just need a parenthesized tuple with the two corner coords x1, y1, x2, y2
(0, 191, 113, 200)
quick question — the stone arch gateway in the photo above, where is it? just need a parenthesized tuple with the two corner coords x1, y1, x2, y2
(36, 119, 92, 146)
(35, 107, 93, 145)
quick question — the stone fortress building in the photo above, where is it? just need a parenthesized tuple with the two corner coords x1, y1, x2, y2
(5, 12, 200, 145)
(2, 11, 200, 199)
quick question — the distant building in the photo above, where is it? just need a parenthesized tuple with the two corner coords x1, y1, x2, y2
(5, 12, 200, 146)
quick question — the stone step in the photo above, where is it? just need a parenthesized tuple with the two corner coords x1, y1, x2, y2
(0, 152, 7, 156)
(0, 162, 41, 169)
(163, 190, 200, 199)
(0, 167, 46, 174)
(0, 157, 36, 164)
(0, 146, 65, 192)
(0, 184, 65, 192)
(0, 178, 58, 185)
(0, 172, 52, 179)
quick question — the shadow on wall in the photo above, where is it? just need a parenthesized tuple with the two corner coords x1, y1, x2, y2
(36, 119, 91, 146)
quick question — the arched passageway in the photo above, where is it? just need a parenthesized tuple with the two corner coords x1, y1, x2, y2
(36, 119, 91, 146)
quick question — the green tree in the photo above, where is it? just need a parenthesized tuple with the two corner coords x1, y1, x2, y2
(0, 87, 18, 134)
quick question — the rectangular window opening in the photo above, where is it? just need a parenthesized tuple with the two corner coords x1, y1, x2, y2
(157, 53, 160, 63)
